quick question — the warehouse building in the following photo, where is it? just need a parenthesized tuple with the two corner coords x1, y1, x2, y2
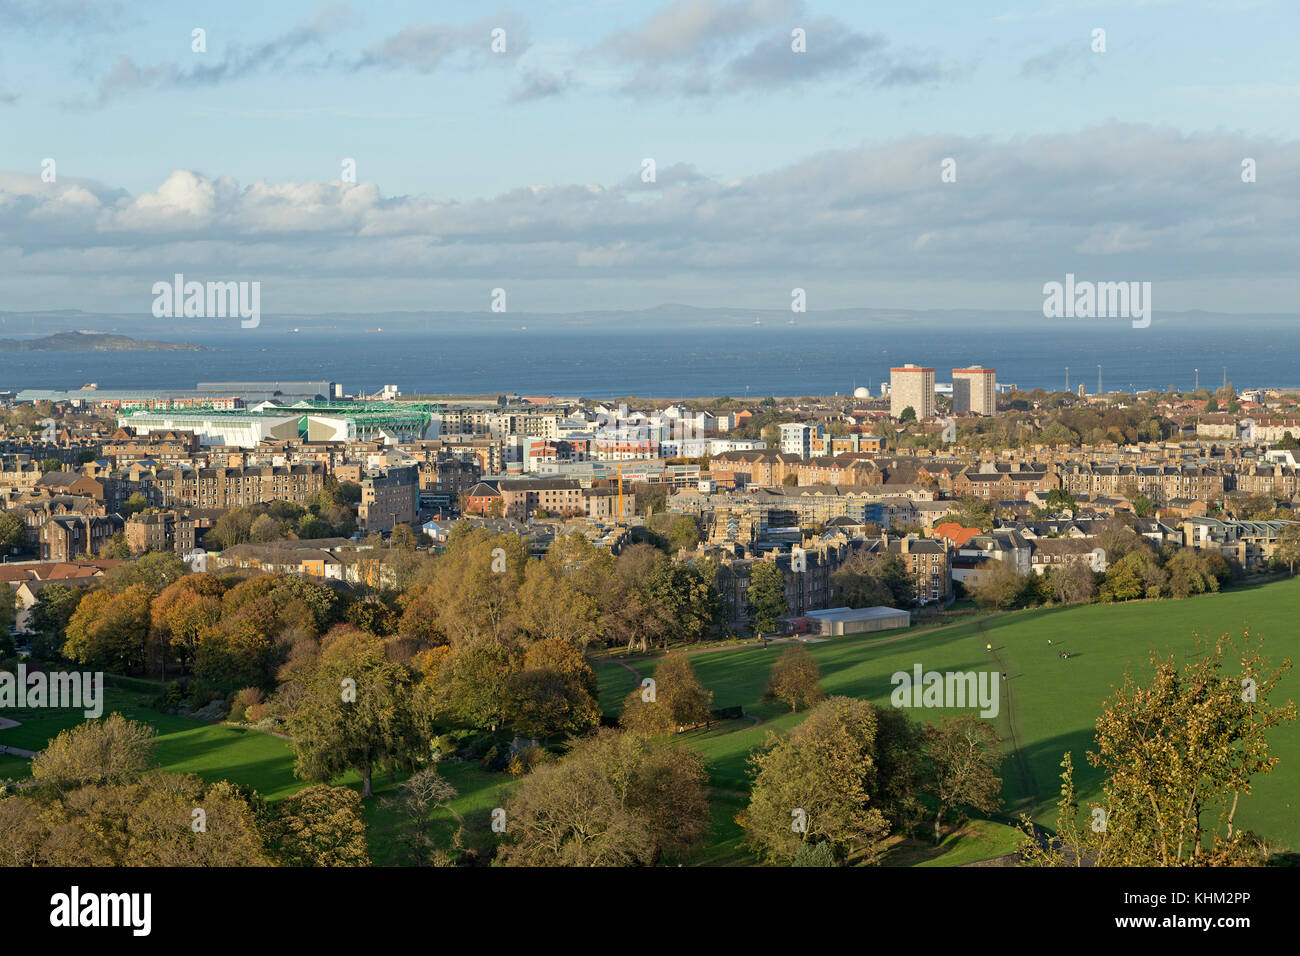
(797, 605, 910, 636)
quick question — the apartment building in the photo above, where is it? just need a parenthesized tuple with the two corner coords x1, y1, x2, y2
(890, 365, 936, 420)
(861, 534, 951, 603)
(497, 479, 585, 520)
(358, 465, 420, 532)
(952, 366, 996, 416)
(417, 455, 482, 507)
(124, 511, 200, 556)
(40, 514, 123, 562)
(824, 434, 885, 455)
(102, 427, 200, 464)
(796, 456, 883, 488)
(950, 462, 1059, 500)
(779, 423, 824, 459)
(707, 451, 804, 487)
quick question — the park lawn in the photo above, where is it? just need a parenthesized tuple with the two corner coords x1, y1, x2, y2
(594, 660, 639, 719)
(0, 688, 161, 752)
(0, 688, 311, 799)
(887, 819, 1024, 867)
(0, 752, 30, 779)
(600, 577, 1300, 857)
(363, 760, 519, 866)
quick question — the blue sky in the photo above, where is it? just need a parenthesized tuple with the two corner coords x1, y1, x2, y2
(0, 0, 1297, 315)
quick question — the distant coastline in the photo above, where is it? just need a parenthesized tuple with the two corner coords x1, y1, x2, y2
(0, 331, 206, 352)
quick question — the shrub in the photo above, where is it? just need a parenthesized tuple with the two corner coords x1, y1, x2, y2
(230, 687, 265, 722)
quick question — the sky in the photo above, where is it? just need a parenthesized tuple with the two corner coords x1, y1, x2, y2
(0, 0, 1297, 316)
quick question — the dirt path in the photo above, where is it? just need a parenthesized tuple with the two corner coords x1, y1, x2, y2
(980, 620, 1038, 815)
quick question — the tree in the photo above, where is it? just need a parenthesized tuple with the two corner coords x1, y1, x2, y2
(1021, 632, 1294, 866)
(0, 511, 26, 550)
(27, 583, 84, 658)
(30, 713, 156, 792)
(764, 644, 824, 713)
(423, 636, 517, 732)
(1046, 560, 1096, 605)
(620, 652, 712, 735)
(1099, 550, 1164, 602)
(831, 551, 914, 609)
(1164, 548, 1220, 599)
(898, 406, 917, 423)
(969, 560, 1026, 610)
(151, 577, 224, 674)
(9, 773, 273, 866)
(62, 584, 153, 674)
(1044, 488, 1077, 513)
(385, 767, 459, 866)
(920, 714, 1003, 843)
(289, 629, 428, 797)
(744, 697, 891, 865)
(496, 729, 709, 866)
(121, 493, 150, 518)
(746, 561, 788, 637)
(389, 523, 416, 550)
(249, 513, 282, 543)
(1275, 524, 1300, 576)
(98, 531, 131, 560)
(269, 784, 371, 866)
(505, 638, 601, 738)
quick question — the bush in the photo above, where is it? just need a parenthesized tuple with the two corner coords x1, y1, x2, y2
(506, 744, 551, 777)
(792, 840, 838, 867)
(230, 687, 265, 722)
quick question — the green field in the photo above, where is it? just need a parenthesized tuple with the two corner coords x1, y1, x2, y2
(0, 686, 514, 865)
(604, 576, 1300, 855)
(5, 576, 1296, 864)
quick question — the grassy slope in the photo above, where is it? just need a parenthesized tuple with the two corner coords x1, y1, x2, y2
(6, 577, 1293, 864)
(607, 576, 1300, 855)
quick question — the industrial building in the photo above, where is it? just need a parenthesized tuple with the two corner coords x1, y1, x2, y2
(117, 401, 441, 448)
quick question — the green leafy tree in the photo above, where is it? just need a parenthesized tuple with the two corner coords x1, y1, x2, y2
(621, 652, 713, 734)
(744, 696, 891, 865)
(0, 511, 27, 550)
(746, 561, 788, 637)
(289, 629, 428, 797)
(920, 714, 1003, 843)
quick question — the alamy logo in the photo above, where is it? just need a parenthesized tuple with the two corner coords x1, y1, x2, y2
(152, 273, 261, 328)
(890, 664, 1000, 718)
(0, 665, 103, 718)
(50, 886, 151, 936)
(1042, 273, 1151, 329)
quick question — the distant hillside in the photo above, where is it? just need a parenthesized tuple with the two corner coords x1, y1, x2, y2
(0, 331, 206, 352)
